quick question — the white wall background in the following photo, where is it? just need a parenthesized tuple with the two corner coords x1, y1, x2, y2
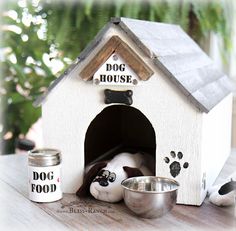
(230, 2, 236, 148)
(207, 2, 236, 148)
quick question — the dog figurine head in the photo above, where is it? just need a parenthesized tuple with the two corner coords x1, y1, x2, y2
(76, 152, 151, 203)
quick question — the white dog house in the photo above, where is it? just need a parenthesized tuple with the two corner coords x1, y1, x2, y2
(35, 17, 234, 206)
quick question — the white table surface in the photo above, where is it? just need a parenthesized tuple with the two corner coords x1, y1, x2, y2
(0, 151, 235, 231)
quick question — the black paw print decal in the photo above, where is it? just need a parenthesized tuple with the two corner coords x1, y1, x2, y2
(164, 151, 189, 177)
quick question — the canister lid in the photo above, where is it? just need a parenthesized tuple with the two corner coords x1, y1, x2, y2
(28, 148, 61, 167)
(15, 138, 35, 151)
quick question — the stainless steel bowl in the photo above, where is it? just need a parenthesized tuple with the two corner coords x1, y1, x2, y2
(121, 176, 179, 219)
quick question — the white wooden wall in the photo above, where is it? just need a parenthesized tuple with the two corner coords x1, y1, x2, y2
(232, 98, 236, 148)
(200, 93, 233, 202)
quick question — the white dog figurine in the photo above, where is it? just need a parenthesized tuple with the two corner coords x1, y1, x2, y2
(208, 171, 236, 206)
(76, 152, 153, 203)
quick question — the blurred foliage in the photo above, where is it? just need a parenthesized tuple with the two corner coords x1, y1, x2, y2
(0, 0, 234, 154)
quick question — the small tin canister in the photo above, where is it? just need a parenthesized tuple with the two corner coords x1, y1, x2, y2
(28, 148, 62, 202)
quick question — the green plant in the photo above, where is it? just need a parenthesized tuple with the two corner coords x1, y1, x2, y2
(0, 0, 234, 154)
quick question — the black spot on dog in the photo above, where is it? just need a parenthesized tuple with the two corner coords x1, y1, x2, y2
(164, 151, 189, 178)
(218, 180, 236, 195)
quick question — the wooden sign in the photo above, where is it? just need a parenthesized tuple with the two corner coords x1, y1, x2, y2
(93, 53, 139, 86)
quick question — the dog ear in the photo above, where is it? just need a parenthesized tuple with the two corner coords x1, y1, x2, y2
(76, 162, 107, 197)
(218, 181, 236, 195)
(123, 166, 144, 178)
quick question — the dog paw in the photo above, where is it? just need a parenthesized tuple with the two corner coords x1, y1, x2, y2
(164, 151, 189, 177)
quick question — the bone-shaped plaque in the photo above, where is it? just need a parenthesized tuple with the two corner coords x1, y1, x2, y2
(104, 89, 133, 105)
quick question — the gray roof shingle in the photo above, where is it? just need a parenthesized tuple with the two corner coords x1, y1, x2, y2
(34, 17, 234, 113)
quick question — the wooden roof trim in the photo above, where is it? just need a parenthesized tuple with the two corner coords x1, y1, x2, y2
(80, 36, 121, 81)
(79, 35, 153, 81)
(116, 41, 153, 81)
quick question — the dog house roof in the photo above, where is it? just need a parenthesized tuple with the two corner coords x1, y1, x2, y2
(34, 17, 234, 113)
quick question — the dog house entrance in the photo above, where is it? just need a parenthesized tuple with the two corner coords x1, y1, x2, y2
(84, 105, 156, 167)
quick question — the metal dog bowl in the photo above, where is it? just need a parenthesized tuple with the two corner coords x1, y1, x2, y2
(121, 176, 179, 219)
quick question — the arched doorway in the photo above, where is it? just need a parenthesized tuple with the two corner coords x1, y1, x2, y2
(84, 105, 156, 169)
